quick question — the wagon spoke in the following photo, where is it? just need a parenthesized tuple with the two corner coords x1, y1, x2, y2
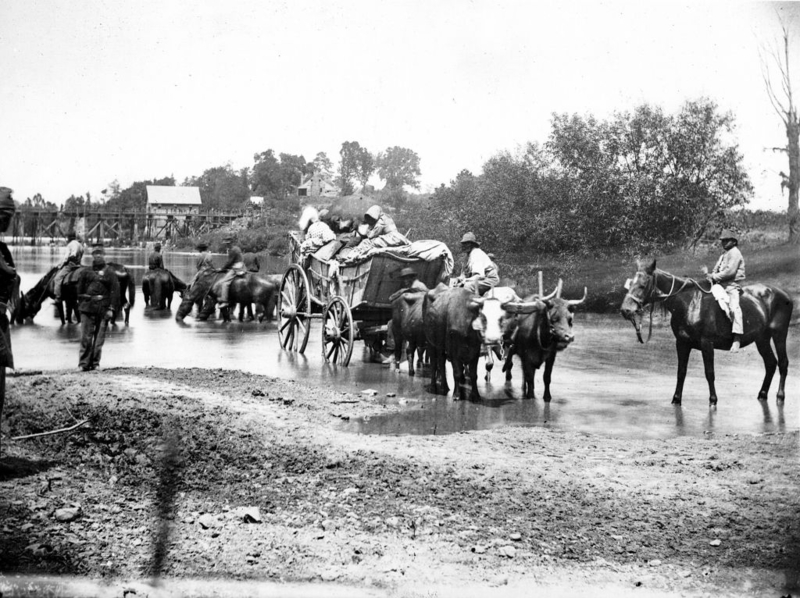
(325, 342, 336, 361)
(279, 317, 292, 334)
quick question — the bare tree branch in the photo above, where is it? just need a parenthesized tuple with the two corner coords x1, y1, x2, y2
(12, 419, 90, 440)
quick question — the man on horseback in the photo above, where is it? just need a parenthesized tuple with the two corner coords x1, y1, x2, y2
(148, 242, 164, 270)
(705, 229, 745, 353)
(216, 236, 244, 310)
(53, 231, 84, 302)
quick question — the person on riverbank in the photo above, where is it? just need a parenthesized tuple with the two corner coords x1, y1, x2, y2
(216, 236, 244, 310)
(704, 228, 746, 353)
(456, 232, 499, 296)
(77, 246, 120, 371)
(53, 231, 84, 301)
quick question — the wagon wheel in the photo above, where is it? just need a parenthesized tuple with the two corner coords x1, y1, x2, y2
(278, 265, 311, 354)
(321, 296, 354, 366)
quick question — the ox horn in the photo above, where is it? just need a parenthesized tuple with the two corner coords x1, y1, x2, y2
(566, 287, 588, 307)
(540, 279, 562, 301)
(555, 279, 564, 298)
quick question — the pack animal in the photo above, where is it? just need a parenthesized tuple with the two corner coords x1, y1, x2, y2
(423, 284, 509, 400)
(502, 282, 586, 400)
(620, 260, 792, 405)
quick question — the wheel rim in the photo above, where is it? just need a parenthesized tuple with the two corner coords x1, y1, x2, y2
(278, 265, 310, 353)
(322, 297, 354, 366)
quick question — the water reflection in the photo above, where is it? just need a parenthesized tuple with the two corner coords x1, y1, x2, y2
(6, 245, 800, 441)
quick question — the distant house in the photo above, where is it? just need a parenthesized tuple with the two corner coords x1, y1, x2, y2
(297, 173, 339, 198)
(146, 186, 202, 216)
(145, 185, 202, 239)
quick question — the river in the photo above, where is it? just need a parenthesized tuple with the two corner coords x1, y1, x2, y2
(7, 245, 799, 440)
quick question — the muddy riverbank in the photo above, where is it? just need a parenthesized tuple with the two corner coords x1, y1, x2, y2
(1, 367, 798, 597)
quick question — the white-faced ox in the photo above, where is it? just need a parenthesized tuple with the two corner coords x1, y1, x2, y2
(501, 286, 586, 400)
(423, 284, 512, 401)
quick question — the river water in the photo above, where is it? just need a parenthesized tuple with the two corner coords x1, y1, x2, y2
(7, 245, 799, 440)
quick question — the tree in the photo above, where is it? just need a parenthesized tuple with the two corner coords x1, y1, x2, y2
(761, 15, 800, 244)
(251, 150, 311, 200)
(185, 165, 249, 211)
(312, 152, 334, 177)
(376, 146, 421, 190)
(336, 141, 362, 195)
(355, 148, 375, 190)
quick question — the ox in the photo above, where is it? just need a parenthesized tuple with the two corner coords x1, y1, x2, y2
(423, 284, 510, 401)
(389, 288, 428, 376)
(502, 281, 587, 400)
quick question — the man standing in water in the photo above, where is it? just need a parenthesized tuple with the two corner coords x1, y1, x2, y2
(77, 246, 120, 371)
(0, 188, 17, 452)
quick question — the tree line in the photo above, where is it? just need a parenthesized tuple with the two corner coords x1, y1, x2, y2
(19, 144, 422, 215)
(404, 98, 754, 255)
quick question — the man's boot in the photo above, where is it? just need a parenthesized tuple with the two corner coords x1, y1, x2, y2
(730, 334, 741, 353)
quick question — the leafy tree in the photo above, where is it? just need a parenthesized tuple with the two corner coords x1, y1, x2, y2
(104, 177, 175, 212)
(312, 152, 334, 176)
(338, 141, 371, 195)
(376, 146, 421, 190)
(251, 150, 311, 200)
(760, 16, 800, 244)
(185, 164, 249, 211)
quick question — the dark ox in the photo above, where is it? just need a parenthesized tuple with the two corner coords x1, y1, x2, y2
(389, 288, 428, 376)
(502, 285, 586, 400)
(620, 260, 792, 405)
(423, 284, 510, 401)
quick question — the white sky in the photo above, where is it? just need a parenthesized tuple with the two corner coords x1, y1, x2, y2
(1, 1, 798, 211)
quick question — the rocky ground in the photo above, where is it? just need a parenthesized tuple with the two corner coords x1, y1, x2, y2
(0, 367, 798, 598)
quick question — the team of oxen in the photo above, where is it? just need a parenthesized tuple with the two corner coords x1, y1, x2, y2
(390, 279, 586, 401)
(11, 258, 792, 406)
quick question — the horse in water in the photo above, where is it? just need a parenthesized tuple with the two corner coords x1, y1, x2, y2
(143, 268, 187, 311)
(620, 259, 792, 406)
(17, 264, 136, 325)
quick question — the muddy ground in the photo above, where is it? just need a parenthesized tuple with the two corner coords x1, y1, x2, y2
(0, 367, 798, 598)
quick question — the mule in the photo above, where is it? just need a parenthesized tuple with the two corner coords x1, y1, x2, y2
(143, 268, 187, 310)
(620, 260, 792, 405)
(17, 263, 136, 325)
(175, 270, 278, 323)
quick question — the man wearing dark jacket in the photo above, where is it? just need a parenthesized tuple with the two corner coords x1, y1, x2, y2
(217, 236, 244, 309)
(77, 246, 120, 371)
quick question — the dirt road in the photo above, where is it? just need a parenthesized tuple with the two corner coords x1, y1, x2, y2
(1, 367, 798, 597)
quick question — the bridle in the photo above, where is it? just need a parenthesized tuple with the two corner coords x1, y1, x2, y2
(624, 270, 696, 342)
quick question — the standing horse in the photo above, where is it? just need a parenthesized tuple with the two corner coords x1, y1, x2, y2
(17, 263, 136, 325)
(620, 260, 792, 405)
(143, 269, 187, 310)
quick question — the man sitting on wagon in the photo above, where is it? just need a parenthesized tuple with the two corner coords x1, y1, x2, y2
(339, 205, 409, 262)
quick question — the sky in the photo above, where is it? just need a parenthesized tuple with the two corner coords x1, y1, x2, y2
(1, 1, 799, 211)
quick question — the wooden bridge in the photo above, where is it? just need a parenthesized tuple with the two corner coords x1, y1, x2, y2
(7, 208, 248, 245)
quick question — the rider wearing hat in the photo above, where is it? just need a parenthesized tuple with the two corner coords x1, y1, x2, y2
(706, 228, 746, 352)
(457, 232, 499, 296)
(217, 235, 244, 309)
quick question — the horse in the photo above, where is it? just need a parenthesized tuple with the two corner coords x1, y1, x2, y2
(620, 259, 792, 406)
(142, 268, 187, 311)
(174, 269, 278, 323)
(17, 263, 136, 325)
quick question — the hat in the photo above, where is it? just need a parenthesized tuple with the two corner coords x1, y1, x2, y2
(91, 245, 105, 255)
(196, 242, 209, 251)
(154, 242, 162, 250)
(364, 205, 382, 222)
(0, 187, 15, 214)
(460, 232, 480, 246)
(718, 229, 737, 241)
(67, 231, 76, 241)
(399, 267, 417, 279)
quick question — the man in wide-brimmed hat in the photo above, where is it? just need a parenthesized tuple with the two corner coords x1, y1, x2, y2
(457, 232, 499, 296)
(382, 267, 428, 367)
(705, 228, 746, 352)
